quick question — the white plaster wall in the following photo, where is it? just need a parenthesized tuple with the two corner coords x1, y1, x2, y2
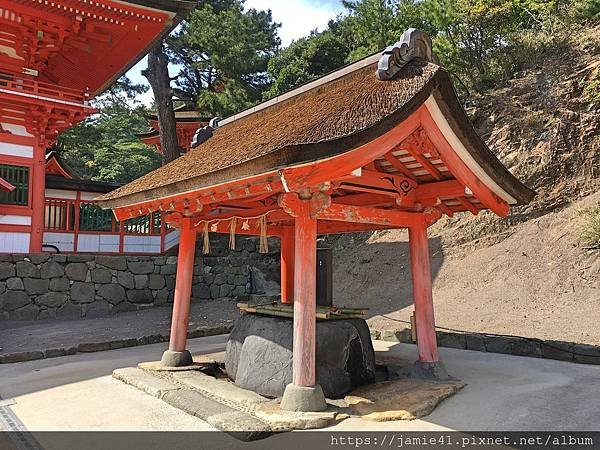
(0, 141, 33, 158)
(77, 234, 100, 253)
(0, 232, 30, 253)
(98, 234, 119, 253)
(124, 235, 161, 254)
(45, 189, 77, 200)
(80, 192, 103, 201)
(43, 232, 75, 253)
(75, 234, 120, 253)
(0, 215, 31, 225)
(164, 229, 180, 250)
(0, 123, 33, 137)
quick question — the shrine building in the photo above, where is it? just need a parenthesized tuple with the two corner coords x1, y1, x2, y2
(138, 103, 210, 155)
(0, 0, 194, 253)
(98, 30, 535, 411)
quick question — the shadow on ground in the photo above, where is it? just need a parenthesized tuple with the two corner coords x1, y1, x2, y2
(326, 233, 444, 320)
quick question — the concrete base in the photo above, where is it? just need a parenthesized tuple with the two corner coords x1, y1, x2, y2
(409, 360, 453, 381)
(280, 384, 327, 412)
(160, 349, 193, 367)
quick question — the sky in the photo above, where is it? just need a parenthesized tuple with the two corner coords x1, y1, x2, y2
(129, 0, 345, 105)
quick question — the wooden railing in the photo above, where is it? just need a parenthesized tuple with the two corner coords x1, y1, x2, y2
(0, 73, 90, 105)
(44, 197, 174, 254)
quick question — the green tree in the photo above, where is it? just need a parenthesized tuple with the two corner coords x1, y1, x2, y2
(265, 28, 350, 98)
(168, 0, 280, 117)
(57, 78, 161, 184)
(339, 0, 432, 61)
(419, 0, 522, 93)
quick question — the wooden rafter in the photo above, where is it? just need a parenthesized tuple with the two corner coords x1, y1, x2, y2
(457, 196, 479, 215)
(383, 151, 417, 180)
(419, 107, 510, 217)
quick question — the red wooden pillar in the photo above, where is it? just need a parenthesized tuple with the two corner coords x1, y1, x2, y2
(161, 217, 196, 367)
(292, 203, 317, 386)
(408, 221, 438, 363)
(73, 192, 81, 253)
(29, 143, 46, 253)
(280, 193, 327, 411)
(280, 225, 295, 304)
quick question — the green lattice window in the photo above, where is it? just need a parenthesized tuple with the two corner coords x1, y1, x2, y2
(79, 203, 115, 232)
(0, 164, 29, 206)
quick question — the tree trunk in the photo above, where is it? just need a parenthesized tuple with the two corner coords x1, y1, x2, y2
(143, 43, 180, 165)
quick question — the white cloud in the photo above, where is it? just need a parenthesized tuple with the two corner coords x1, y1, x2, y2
(245, 0, 343, 45)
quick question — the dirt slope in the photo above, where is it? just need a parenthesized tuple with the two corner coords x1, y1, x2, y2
(329, 27, 600, 344)
(332, 191, 599, 344)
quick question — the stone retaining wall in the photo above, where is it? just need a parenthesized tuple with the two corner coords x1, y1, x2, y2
(0, 235, 280, 321)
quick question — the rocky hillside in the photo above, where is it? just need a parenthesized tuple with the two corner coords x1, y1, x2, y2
(329, 26, 600, 344)
(432, 25, 599, 249)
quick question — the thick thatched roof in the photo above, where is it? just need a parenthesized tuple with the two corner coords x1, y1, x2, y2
(98, 41, 535, 210)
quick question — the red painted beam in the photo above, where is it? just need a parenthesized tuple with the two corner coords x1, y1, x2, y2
(191, 217, 283, 237)
(0, 177, 15, 192)
(317, 221, 393, 234)
(191, 206, 290, 230)
(332, 192, 395, 208)
(383, 151, 417, 180)
(413, 179, 465, 201)
(403, 143, 444, 181)
(457, 196, 479, 215)
(316, 203, 423, 228)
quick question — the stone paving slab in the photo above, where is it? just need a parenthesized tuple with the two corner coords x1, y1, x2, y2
(113, 367, 180, 398)
(112, 350, 465, 439)
(162, 390, 272, 441)
(0, 299, 238, 363)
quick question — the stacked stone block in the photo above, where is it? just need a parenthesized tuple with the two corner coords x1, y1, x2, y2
(0, 235, 280, 321)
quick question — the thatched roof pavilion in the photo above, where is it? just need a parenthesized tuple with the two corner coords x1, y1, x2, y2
(98, 29, 535, 412)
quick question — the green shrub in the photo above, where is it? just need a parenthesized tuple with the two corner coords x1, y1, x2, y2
(581, 70, 600, 105)
(581, 206, 600, 248)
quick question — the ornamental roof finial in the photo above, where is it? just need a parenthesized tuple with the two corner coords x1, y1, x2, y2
(376, 28, 437, 81)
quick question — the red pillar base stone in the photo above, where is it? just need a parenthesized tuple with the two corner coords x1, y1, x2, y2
(280, 383, 327, 412)
(161, 349, 193, 368)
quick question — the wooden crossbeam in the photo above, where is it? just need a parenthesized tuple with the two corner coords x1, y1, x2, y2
(332, 192, 395, 208)
(413, 179, 465, 201)
(190, 206, 290, 230)
(435, 201, 454, 217)
(192, 218, 283, 237)
(316, 203, 423, 227)
(317, 221, 393, 234)
(335, 169, 417, 199)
